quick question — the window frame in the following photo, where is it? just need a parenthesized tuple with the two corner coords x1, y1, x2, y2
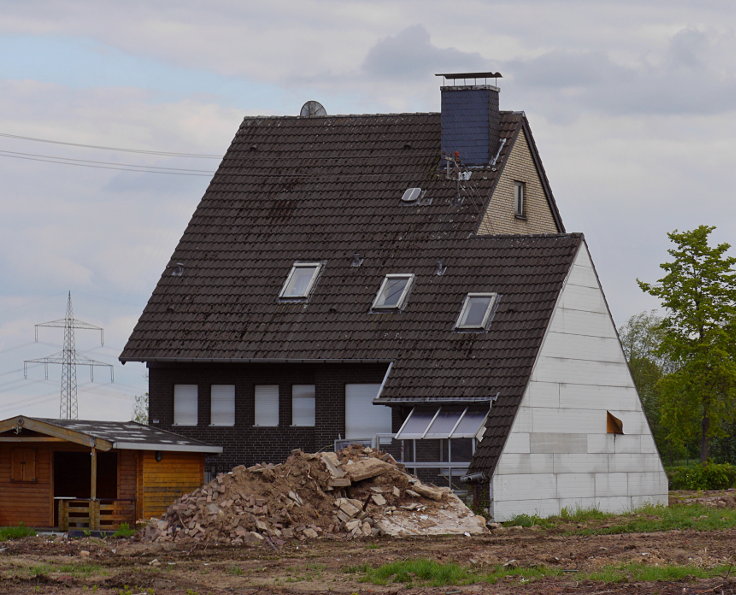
(455, 292, 499, 330)
(210, 384, 235, 427)
(254, 384, 280, 427)
(173, 384, 198, 426)
(279, 262, 323, 299)
(371, 273, 415, 310)
(514, 180, 526, 219)
(291, 384, 316, 427)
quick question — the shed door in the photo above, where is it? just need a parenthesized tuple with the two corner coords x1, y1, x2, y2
(345, 384, 392, 439)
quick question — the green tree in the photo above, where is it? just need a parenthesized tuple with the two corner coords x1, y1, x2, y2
(638, 225, 736, 462)
(132, 392, 149, 424)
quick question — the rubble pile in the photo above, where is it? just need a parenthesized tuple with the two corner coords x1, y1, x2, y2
(143, 446, 487, 544)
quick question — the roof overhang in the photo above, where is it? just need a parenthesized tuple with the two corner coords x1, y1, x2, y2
(0, 416, 113, 451)
(112, 441, 222, 454)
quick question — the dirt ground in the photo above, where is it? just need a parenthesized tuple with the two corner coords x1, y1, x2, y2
(2, 490, 736, 594)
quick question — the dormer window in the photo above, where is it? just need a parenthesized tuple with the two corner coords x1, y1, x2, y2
(372, 274, 414, 310)
(514, 181, 526, 219)
(280, 262, 322, 299)
(456, 293, 498, 329)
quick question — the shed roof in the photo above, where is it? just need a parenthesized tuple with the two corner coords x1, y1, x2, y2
(0, 416, 222, 453)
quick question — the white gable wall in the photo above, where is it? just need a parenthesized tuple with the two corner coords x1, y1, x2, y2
(490, 241, 668, 521)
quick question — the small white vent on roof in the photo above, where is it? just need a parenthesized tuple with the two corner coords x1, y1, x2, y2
(401, 187, 422, 203)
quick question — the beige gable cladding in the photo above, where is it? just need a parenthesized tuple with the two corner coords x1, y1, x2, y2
(489, 242, 668, 521)
(477, 129, 559, 235)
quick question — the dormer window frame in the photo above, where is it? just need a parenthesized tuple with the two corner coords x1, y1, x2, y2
(514, 180, 526, 220)
(455, 292, 499, 330)
(371, 273, 415, 311)
(279, 262, 323, 300)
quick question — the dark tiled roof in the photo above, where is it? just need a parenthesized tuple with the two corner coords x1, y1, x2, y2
(121, 111, 580, 474)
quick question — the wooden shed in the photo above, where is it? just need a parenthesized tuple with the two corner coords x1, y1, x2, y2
(0, 415, 222, 530)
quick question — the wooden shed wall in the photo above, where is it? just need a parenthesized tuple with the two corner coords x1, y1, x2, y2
(0, 445, 53, 527)
(141, 451, 204, 519)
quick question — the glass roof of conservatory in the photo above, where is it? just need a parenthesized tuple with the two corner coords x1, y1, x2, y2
(394, 407, 488, 440)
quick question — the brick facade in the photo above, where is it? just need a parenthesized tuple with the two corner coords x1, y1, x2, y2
(478, 129, 560, 235)
(148, 361, 388, 472)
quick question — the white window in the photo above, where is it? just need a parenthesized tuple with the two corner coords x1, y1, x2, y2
(456, 293, 498, 329)
(255, 385, 279, 426)
(210, 384, 235, 426)
(280, 262, 322, 298)
(345, 384, 392, 439)
(372, 274, 414, 310)
(292, 384, 315, 426)
(514, 181, 526, 218)
(173, 384, 198, 426)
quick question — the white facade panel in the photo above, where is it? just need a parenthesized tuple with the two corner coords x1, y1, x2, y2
(493, 473, 557, 501)
(547, 308, 617, 338)
(553, 453, 609, 474)
(587, 433, 614, 454)
(532, 356, 631, 387)
(492, 498, 561, 521)
(609, 453, 662, 473)
(530, 432, 587, 453)
(503, 432, 530, 453)
(489, 242, 667, 522)
(542, 332, 625, 363)
(595, 472, 628, 497)
(560, 384, 638, 411)
(613, 434, 642, 454)
(525, 381, 560, 408)
(495, 453, 554, 475)
(556, 473, 595, 498)
(559, 283, 608, 313)
(594, 496, 633, 514)
(627, 472, 669, 497)
(531, 407, 604, 434)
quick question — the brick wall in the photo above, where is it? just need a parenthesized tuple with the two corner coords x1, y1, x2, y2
(148, 362, 388, 472)
(477, 128, 559, 235)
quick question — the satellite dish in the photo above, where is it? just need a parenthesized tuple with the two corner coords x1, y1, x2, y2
(300, 100, 327, 117)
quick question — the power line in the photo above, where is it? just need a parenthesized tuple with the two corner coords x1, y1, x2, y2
(0, 151, 214, 176)
(0, 131, 222, 159)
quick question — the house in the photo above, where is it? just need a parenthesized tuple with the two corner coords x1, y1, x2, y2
(0, 415, 221, 529)
(121, 73, 668, 520)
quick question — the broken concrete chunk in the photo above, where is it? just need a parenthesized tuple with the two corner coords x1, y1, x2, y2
(338, 499, 362, 518)
(411, 483, 446, 501)
(371, 494, 387, 506)
(344, 458, 394, 482)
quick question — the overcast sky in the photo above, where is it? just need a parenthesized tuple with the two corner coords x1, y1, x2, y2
(1, 0, 735, 420)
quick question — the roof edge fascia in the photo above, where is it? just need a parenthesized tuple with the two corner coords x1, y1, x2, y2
(0, 416, 114, 450)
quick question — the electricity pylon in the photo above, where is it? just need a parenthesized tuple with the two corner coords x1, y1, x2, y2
(24, 292, 113, 419)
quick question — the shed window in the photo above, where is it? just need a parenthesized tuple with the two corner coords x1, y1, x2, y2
(11, 447, 37, 482)
(456, 293, 498, 329)
(372, 274, 414, 310)
(514, 181, 526, 218)
(255, 385, 279, 426)
(210, 384, 235, 426)
(292, 384, 315, 426)
(280, 262, 322, 298)
(174, 384, 198, 426)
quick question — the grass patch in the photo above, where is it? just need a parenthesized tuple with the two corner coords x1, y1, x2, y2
(0, 524, 36, 541)
(584, 562, 735, 583)
(25, 562, 103, 578)
(356, 559, 562, 587)
(112, 522, 136, 538)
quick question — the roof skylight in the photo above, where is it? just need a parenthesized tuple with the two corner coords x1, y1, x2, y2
(280, 262, 322, 299)
(372, 274, 414, 310)
(456, 293, 498, 329)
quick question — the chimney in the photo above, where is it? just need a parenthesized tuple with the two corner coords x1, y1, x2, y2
(436, 72, 502, 167)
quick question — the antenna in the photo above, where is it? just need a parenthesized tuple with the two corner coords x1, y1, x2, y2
(24, 292, 113, 419)
(299, 100, 327, 117)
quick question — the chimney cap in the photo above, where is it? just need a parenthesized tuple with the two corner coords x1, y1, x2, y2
(435, 71, 502, 80)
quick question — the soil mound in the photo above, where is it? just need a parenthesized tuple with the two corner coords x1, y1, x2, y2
(142, 446, 487, 544)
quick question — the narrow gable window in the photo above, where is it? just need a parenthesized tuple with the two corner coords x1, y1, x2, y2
(280, 262, 322, 299)
(210, 384, 235, 426)
(255, 385, 279, 426)
(372, 274, 414, 310)
(292, 384, 315, 426)
(456, 293, 498, 329)
(174, 384, 198, 425)
(514, 181, 526, 218)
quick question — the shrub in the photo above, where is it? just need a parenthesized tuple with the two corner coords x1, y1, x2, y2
(667, 462, 736, 490)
